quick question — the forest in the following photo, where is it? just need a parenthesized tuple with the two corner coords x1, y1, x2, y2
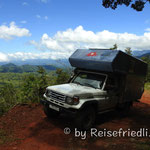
(0, 65, 70, 116)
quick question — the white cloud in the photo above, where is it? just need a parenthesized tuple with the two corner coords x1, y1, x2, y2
(36, 15, 48, 20)
(41, 0, 48, 3)
(1, 26, 150, 62)
(0, 22, 31, 40)
(30, 25, 150, 57)
(145, 28, 150, 32)
(20, 20, 27, 24)
(22, 2, 28, 6)
(44, 16, 48, 20)
(145, 19, 150, 24)
(0, 51, 67, 62)
(36, 15, 41, 19)
(0, 52, 9, 62)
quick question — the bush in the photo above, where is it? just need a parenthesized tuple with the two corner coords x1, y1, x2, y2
(0, 83, 17, 115)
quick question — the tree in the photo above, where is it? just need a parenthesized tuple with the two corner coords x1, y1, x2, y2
(102, 0, 148, 11)
(55, 68, 70, 84)
(21, 67, 49, 103)
(21, 74, 39, 103)
(110, 44, 118, 50)
(141, 56, 150, 82)
(37, 66, 48, 99)
(125, 47, 132, 55)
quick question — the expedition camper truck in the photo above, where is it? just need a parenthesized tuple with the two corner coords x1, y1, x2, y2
(41, 49, 147, 130)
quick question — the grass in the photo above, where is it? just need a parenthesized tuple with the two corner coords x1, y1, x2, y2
(144, 82, 150, 90)
(136, 141, 150, 150)
(0, 129, 15, 145)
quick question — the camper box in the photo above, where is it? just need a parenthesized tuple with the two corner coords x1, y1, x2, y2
(69, 49, 147, 101)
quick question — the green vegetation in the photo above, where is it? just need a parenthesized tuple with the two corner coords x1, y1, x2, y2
(144, 82, 150, 90)
(0, 63, 56, 73)
(136, 141, 150, 150)
(102, 0, 149, 11)
(0, 54, 150, 117)
(125, 47, 132, 55)
(110, 43, 118, 50)
(0, 66, 70, 116)
(0, 129, 15, 144)
(141, 56, 150, 82)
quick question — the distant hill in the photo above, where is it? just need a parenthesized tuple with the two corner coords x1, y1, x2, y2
(0, 58, 70, 68)
(132, 50, 150, 57)
(0, 63, 57, 73)
(138, 52, 150, 58)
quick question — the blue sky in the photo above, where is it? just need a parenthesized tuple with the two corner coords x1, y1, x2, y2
(0, 0, 150, 62)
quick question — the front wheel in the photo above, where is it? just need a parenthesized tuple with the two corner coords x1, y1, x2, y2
(74, 107, 96, 130)
(44, 104, 60, 118)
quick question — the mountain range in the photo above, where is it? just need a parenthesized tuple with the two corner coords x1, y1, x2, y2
(0, 58, 70, 67)
(131, 50, 150, 57)
(0, 63, 57, 73)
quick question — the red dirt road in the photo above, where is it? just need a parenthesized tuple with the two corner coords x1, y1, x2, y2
(0, 91, 150, 150)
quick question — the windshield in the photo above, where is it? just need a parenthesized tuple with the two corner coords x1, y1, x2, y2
(72, 72, 106, 89)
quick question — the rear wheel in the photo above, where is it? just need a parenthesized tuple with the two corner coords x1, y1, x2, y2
(117, 102, 132, 117)
(74, 107, 96, 130)
(44, 104, 60, 118)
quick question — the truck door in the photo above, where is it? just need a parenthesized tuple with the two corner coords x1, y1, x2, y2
(103, 77, 119, 109)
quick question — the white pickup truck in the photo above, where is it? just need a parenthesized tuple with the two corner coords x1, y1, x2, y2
(41, 49, 147, 130)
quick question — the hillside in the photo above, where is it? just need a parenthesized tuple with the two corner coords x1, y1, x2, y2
(0, 63, 57, 73)
(139, 53, 150, 58)
(0, 91, 150, 150)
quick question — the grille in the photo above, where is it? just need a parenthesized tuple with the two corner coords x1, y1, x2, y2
(46, 90, 66, 102)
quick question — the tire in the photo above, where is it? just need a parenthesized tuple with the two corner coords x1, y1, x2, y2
(74, 107, 96, 130)
(44, 104, 60, 118)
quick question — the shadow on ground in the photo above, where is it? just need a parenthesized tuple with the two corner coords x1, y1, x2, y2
(27, 102, 150, 150)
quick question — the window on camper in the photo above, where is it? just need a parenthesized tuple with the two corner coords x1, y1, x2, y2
(72, 72, 106, 89)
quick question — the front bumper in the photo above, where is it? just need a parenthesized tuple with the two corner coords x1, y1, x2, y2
(40, 99, 78, 116)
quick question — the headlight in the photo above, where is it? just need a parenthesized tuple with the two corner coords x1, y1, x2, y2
(45, 89, 51, 97)
(65, 96, 79, 105)
(66, 97, 74, 105)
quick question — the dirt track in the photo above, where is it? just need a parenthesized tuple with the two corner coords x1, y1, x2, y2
(0, 91, 150, 150)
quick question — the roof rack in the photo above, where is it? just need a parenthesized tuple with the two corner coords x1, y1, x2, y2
(89, 48, 111, 50)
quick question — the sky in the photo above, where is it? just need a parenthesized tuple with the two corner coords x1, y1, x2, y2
(0, 0, 150, 62)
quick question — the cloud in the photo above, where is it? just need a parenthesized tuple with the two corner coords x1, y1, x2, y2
(22, 2, 28, 6)
(0, 52, 9, 62)
(36, 15, 48, 20)
(20, 20, 27, 24)
(1, 26, 150, 62)
(30, 25, 150, 57)
(145, 19, 150, 24)
(36, 15, 41, 19)
(145, 28, 150, 32)
(44, 16, 48, 20)
(9, 52, 67, 60)
(0, 51, 67, 62)
(41, 0, 48, 3)
(0, 22, 31, 40)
